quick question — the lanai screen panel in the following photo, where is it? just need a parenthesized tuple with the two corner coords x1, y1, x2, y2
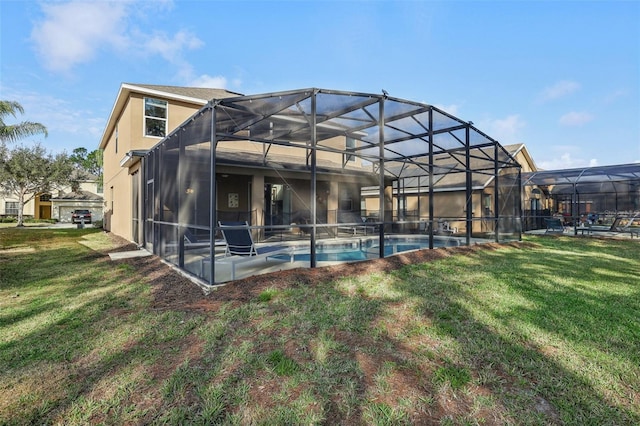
(522, 164, 640, 228)
(143, 88, 521, 285)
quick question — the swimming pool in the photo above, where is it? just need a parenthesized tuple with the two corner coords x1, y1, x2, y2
(291, 236, 460, 262)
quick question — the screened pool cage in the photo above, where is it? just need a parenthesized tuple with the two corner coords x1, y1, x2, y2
(522, 164, 640, 232)
(139, 88, 521, 284)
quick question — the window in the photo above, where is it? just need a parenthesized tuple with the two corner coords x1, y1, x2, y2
(39, 193, 51, 202)
(5, 202, 18, 215)
(144, 97, 167, 137)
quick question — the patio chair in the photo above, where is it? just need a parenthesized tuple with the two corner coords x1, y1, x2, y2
(208, 221, 295, 280)
(544, 218, 565, 234)
(183, 228, 215, 250)
(337, 211, 377, 236)
(611, 213, 640, 238)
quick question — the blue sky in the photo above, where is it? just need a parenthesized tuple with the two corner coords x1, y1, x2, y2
(1, 0, 639, 169)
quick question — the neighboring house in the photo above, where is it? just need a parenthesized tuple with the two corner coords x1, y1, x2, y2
(361, 143, 537, 235)
(98, 83, 242, 242)
(0, 174, 102, 222)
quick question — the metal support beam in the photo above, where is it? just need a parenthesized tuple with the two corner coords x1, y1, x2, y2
(494, 143, 500, 243)
(378, 97, 386, 259)
(428, 108, 434, 249)
(465, 124, 472, 246)
(310, 91, 318, 268)
(209, 104, 217, 284)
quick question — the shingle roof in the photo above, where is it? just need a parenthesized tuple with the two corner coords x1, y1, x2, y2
(125, 84, 242, 101)
(52, 190, 103, 201)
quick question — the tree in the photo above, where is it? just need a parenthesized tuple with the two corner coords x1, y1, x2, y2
(69, 147, 103, 176)
(69, 147, 103, 190)
(0, 143, 73, 226)
(0, 100, 48, 143)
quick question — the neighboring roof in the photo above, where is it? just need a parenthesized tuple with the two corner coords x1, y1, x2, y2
(521, 163, 640, 187)
(52, 190, 103, 201)
(502, 143, 537, 172)
(381, 143, 523, 192)
(70, 169, 100, 181)
(98, 83, 242, 150)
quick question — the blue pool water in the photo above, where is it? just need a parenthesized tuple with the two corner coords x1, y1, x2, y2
(291, 237, 459, 262)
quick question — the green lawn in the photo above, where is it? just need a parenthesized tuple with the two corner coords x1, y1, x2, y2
(1, 228, 639, 425)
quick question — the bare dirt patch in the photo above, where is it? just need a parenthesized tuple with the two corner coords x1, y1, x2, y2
(101, 231, 532, 313)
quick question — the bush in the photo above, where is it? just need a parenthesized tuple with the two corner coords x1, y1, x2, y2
(93, 220, 103, 229)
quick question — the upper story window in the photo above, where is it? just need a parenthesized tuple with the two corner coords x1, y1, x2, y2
(144, 97, 167, 137)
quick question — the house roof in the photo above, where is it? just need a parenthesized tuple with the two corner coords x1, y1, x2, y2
(128, 84, 242, 102)
(522, 163, 640, 190)
(502, 143, 537, 172)
(380, 143, 525, 191)
(52, 190, 103, 201)
(98, 83, 242, 150)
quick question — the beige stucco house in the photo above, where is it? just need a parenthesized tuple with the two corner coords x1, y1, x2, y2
(98, 84, 241, 241)
(1, 175, 102, 223)
(361, 143, 537, 235)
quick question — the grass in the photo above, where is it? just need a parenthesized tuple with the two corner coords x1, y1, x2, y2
(1, 228, 639, 425)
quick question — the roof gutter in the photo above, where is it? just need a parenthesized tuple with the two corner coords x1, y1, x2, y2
(120, 150, 149, 168)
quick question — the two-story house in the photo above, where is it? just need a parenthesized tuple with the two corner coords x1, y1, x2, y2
(98, 84, 241, 242)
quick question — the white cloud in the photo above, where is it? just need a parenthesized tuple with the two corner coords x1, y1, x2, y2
(477, 114, 526, 144)
(144, 30, 203, 60)
(604, 89, 628, 104)
(142, 30, 205, 83)
(31, 1, 129, 72)
(559, 111, 594, 126)
(537, 151, 598, 170)
(1, 86, 105, 152)
(539, 80, 581, 102)
(188, 75, 229, 89)
(433, 103, 459, 115)
(30, 0, 203, 82)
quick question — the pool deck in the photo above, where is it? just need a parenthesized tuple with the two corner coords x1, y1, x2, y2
(207, 234, 485, 284)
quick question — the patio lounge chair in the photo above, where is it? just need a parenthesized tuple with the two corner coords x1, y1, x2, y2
(610, 213, 640, 238)
(337, 211, 377, 236)
(210, 221, 295, 280)
(544, 218, 565, 234)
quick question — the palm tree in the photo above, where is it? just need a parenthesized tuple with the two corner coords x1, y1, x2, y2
(0, 100, 48, 143)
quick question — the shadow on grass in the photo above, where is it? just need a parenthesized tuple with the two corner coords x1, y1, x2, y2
(2, 230, 639, 424)
(392, 236, 640, 424)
